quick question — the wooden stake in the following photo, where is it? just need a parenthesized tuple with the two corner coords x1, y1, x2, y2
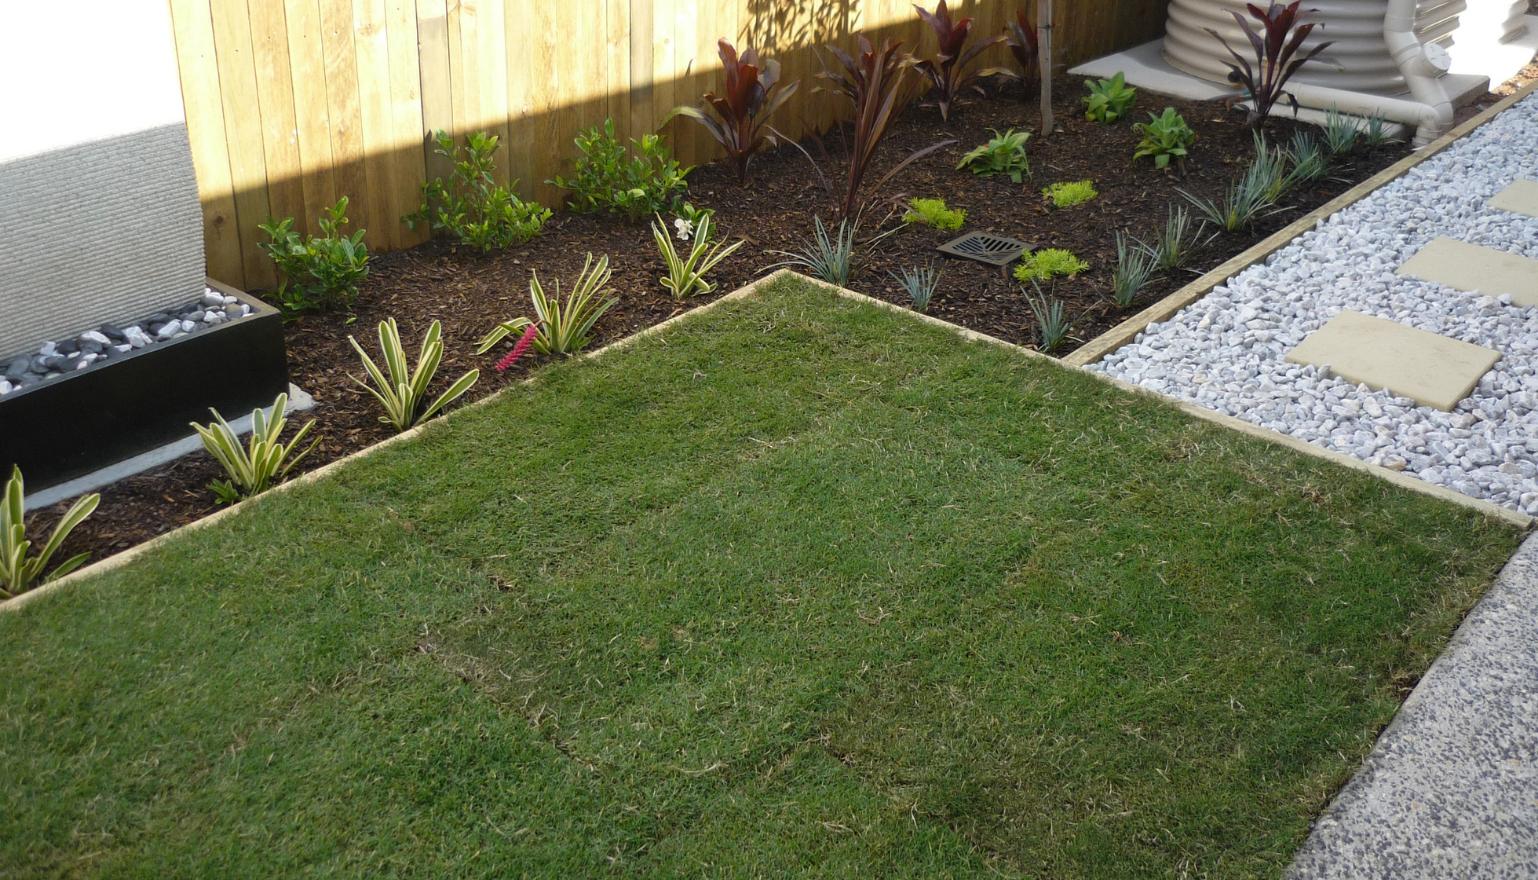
(1038, 0, 1053, 136)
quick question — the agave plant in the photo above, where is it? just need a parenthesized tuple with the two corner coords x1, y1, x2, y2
(912, 1, 1013, 122)
(1, 467, 100, 598)
(1004, 9, 1039, 94)
(667, 39, 800, 184)
(192, 392, 318, 505)
(1206, 1, 1334, 127)
(478, 254, 618, 357)
(350, 318, 480, 433)
(817, 35, 955, 218)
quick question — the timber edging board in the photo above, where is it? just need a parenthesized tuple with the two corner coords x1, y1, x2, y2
(1063, 76, 1538, 368)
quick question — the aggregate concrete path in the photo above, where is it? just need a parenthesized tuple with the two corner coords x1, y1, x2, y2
(1287, 532, 1538, 879)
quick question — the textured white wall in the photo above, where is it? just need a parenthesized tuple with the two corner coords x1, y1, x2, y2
(0, 0, 205, 357)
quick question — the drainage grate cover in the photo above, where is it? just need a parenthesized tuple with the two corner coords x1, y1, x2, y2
(937, 232, 1033, 266)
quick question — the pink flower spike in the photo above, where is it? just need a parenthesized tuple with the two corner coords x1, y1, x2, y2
(495, 323, 541, 373)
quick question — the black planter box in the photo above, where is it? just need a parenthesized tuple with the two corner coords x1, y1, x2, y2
(0, 279, 289, 492)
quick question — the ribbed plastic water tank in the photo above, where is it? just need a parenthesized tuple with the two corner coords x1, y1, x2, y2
(1163, 0, 1471, 95)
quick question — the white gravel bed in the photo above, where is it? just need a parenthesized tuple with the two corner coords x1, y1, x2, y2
(1090, 92, 1538, 516)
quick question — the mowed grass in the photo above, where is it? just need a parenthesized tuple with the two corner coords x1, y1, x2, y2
(1, 276, 1524, 879)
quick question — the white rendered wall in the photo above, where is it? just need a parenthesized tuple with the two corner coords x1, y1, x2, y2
(0, 0, 205, 357)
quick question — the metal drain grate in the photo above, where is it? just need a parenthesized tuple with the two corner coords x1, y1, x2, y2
(936, 232, 1033, 267)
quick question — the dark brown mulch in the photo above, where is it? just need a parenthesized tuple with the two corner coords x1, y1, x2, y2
(28, 74, 1413, 568)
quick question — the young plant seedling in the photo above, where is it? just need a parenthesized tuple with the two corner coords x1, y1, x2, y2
(903, 198, 967, 231)
(1133, 108, 1195, 170)
(1042, 180, 1098, 208)
(0, 466, 99, 598)
(1013, 248, 1088, 282)
(478, 255, 619, 356)
(1082, 72, 1137, 123)
(956, 129, 1032, 183)
(349, 318, 480, 433)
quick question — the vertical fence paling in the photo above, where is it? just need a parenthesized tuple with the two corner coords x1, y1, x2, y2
(170, 0, 1163, 288)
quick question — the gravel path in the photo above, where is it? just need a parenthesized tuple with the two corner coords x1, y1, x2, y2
(1090, 91, 1538, 515)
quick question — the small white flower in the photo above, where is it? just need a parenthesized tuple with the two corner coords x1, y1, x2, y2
(674, 218, 694, 241)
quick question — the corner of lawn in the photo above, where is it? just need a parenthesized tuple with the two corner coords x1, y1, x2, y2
(1, 274, 1524, 878)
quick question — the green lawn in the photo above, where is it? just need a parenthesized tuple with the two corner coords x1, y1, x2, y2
(1, 275, 1523, 879)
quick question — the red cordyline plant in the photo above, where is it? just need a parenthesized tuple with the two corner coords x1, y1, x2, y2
(1207, 2, 1334, 127)
(817, 35, 956, 218)
(668, 39, 800, 184)
(495, 323, 540, 372)
(912, 1, 1013, 121)
(1004, 9, 1039, 95)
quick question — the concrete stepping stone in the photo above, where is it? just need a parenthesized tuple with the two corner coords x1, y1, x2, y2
(1284, 310, 1500, 411)
(1396, 237, 1538, 307)
(1487, 177, 1538, 218)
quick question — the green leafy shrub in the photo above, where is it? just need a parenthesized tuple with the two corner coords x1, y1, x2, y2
(478, 255, 618, 356)
(889, 264, 941, 312)
(192, 393, 318, 505)
(258, 197, 369, 317)
(768, 216, 858, 286)
(550, 119, 690, 223)
(405, 130, 551, 251)
(903, 198, 967, 230)
(1013, 248, 1088, 283)
(1042, 180, 1098, 208)
(651, 212, 743, 299)
(1133, 108, 1195, 169)
(350, 318, 479, 433)
(1, 467, 99, 598)
(956, 128, 1032, 182)
(1082, 72, 1136, 123)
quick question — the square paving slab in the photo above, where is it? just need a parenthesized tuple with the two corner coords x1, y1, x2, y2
(1487, 178, 1538, 218)
(1284, 310, 1500, 411)
(1396, 237, 1538, 307)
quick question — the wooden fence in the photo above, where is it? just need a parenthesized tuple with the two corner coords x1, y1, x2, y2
(168, 0, 1172, 289)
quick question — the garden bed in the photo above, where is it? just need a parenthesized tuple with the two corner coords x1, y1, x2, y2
(3, 276, 1524, 877)
(25, 73, 1447, 564)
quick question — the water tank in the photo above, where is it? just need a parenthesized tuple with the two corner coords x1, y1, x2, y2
(1164, 0, 1473, 95)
